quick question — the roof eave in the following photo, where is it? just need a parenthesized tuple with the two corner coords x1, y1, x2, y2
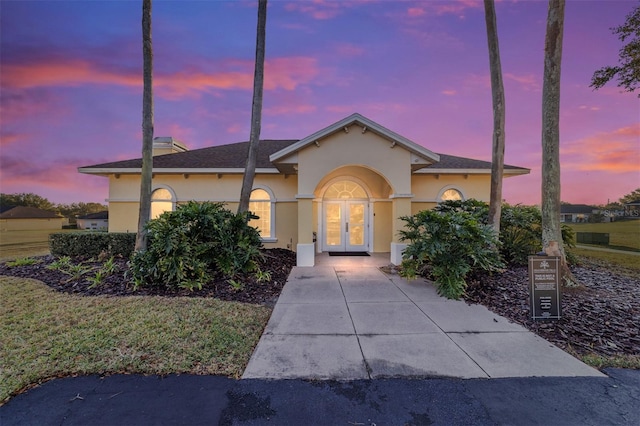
(415, 168, 530, 175)
(78, 167, 282, 175)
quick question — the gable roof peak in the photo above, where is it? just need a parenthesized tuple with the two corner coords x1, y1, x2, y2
(269, 113, 440, 167)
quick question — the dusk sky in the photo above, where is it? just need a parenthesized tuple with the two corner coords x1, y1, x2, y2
(1, 0, 638, 206)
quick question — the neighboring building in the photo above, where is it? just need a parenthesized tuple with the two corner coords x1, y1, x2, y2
(79, 113, 529, 266)
(0, 206, 65, 231)
(76, 211, 109, 230)
(560, 204, 597, 223)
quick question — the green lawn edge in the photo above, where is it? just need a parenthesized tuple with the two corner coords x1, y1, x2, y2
(0, 276, 271, 404)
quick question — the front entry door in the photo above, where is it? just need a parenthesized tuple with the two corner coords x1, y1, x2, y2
(323, 201, 368, 252)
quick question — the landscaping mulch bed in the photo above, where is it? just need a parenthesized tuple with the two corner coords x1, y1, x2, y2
(465, 259, 640, 360)
(0, 248, 296, 306)
(1, 249, 638, 362)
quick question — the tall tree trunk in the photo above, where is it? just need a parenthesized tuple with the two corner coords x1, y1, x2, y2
(484, 0, 506, 235)
(238, 0, 267, 214)
(135, 0, 154, 251)
(541, 0, 578, 286)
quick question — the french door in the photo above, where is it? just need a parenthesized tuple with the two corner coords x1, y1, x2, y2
(323, 200, 368, 252)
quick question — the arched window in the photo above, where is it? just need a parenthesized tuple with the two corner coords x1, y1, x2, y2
(249, 188, 273, 239)
(440, 188, 463, 202)
(324, 180, 367, 199)
(150, 188, 174, 219)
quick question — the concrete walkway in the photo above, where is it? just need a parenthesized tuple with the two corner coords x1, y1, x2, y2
(243, 255, 604, 380)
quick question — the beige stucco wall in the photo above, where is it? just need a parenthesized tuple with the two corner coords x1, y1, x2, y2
(296, 127, 411, 195)
(271, 202, 298, 250)
(373, 201, 392, 252)
(411, 202, 438, 215)
(107, 173, 299, 239)
(412, 174, 491, 202)
(0, 218, 64, 231)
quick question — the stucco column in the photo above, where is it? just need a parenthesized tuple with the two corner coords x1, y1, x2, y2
(296, 195, 315, 266)
(390, 194, 412, 265)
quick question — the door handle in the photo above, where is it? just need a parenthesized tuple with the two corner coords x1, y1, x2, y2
(345, 222, 349, 232)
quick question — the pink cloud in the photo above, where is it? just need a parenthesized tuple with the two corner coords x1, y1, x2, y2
(504, 73, 541, 91)
(431, 0, 481, 16)
(2, 57, 320, 99)
(407, 7, 425, 17)
(442, 90, 457, 96)
(335, 43, 365, 57)
(0, 132, 25, 147)
(226, 123, 243, 134)
(0, 155, 107, 202)
(284, 0, 342, 20)
(562, 125, 640, 173)
(264, 104, 317, 116)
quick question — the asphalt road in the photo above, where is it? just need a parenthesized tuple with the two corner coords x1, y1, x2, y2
(2, 368, 639, 425)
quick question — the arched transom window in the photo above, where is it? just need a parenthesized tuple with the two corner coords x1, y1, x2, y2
(324, 180, 367, 199)
(440, 188, 463, 202)
(150, 188, 174, 219)
(249, 188, 272, 238)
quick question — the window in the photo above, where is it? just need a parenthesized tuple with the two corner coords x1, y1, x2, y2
(440, 188, 463, 201)
(151, 188, 174, 219)
(249, 188, 272, 238)
(324, 180, 367, 199)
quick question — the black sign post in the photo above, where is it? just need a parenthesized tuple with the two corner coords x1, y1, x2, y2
(528, 255, 561, 320)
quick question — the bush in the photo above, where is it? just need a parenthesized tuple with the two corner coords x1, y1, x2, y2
(49, 232, 135, 258)
(499, 204, 542, 265)
(501, 204, 576, 265)
(399, 208, 504, 299)
(108, 233, 136, 258)
(129, 201, 263, 290)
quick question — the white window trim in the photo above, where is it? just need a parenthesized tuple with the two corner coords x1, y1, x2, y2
(150, 185, 177, 218)
(250, 185, 277, 241)
(436, 185, 466, 202)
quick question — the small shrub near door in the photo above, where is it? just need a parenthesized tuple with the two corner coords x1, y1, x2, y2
(399, 207, 504, 300)
(129, 201, 264, 290)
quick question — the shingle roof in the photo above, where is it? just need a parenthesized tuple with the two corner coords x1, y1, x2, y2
(420, 153, 527, 171)
(560, 204, 597, 214)
(80, 140, 298, 170)
(79, 139, 528, 173)
(78, 211, 109, 220)
(0, 206, 62, 219)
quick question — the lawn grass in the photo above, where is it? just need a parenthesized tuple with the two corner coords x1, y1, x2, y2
(572, 248, 640, 271)
(0, 276, 271, 404)
(567, 220, 640, 251)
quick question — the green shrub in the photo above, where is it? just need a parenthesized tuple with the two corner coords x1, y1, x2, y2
(107, 233, 136, 258)
(399, 208, 504, 299)
(501, 204, 576, 265)
(49, 232, 134, 258)
(434, 199, 489, 220)
(50, 233, 109, 257)
(129, 201, 263, 290)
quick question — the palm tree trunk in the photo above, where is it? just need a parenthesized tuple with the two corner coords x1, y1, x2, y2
(135, 0, 154, 251)
(238, 0, 267, 214)
(541, 0, 578, 286)
(484, 0, 506, 235)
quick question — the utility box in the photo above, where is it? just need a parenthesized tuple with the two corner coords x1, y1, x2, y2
(528, 255, 561, 320)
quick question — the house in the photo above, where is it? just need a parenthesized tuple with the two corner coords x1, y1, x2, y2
(0, 206, 65, 231)
(79, 113, 529, 266)
(76, 211, 109, 230)
(560, 204, 597, 223)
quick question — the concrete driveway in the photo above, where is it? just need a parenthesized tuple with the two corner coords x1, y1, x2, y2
(243, 254, 604, 380)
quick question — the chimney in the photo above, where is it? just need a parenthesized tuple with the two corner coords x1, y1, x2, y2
(152, 137, 188, 156)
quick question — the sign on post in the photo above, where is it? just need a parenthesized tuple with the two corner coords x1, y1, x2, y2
(528, 256, 561, 320)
